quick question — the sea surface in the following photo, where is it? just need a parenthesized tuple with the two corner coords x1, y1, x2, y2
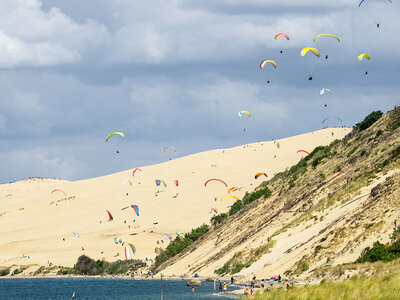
(0, 278, 241, 300)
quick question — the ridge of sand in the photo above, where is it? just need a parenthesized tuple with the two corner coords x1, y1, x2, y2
(0, 128, 351, 267)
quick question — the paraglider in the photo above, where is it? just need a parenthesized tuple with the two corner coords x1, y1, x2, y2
(51, 189, 66, 196)
(358, 53, 371, 61)
(320, 88, 332, 96)
(260, 60, 277, 69)
(274, 33, 290, 40)
(114, 237, 122, 244)
(322, 117, 343, 124)
(297, 150, 310, 155)
(274, 140, 280, 149)
(132, 168, 142, 178)
(72, 232, 80, 240)
(301, 47, 320, 58)
(238, 110, 252, 118)
(173, 180, 179, 186)
(313, 34, 341, 43)
(165, 234, 173, 240)
(255, 172, 268, 179)
(325, 55, 329, 60)
(105, 132, 125, 142)
(164, 146, 176, 152)
(106, 210, 114, 221)
(359, 0, 391, 7)
(176, 231, 184, 237)
(155, 180, 167, 187)
(308, 75, 313, 81)
(228, 187, 240, 193)
(221, 195, 242, 201)
(131, 205, 139, 216)
(204, 178, 228, 188)
(122, 242, 136, 258)
(209, 208, 218, 214)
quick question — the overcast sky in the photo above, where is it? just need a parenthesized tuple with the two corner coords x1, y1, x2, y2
(0, 0, 398, 182)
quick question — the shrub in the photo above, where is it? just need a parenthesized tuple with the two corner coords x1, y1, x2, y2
(354, 110, 383, 131)
(153, 224, 209, 271)
(0, 268, 10, 276)
(229, 200, 243, 216)
(210, 213, 228, 226)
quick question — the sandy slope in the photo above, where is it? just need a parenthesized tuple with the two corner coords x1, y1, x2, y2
(0, 128, 350, 267)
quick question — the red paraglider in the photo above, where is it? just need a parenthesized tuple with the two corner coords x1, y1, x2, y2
(106, 210, 113, 221)
(204, 178, 228, 187)
(297, 150, 310, 155)
(51, 189, 66, 196)
(132, 168, 142, 178)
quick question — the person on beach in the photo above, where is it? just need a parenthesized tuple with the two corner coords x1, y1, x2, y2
(219, 282, 223, 293)
(192, 287, 195, 293)
(223, 282, 227, 293)
(285, 275, 288, 285)
(261, 279, 265, 289)
(231, 276, 234, 284)
(269, 278, 274, 290)
(278, 274, 281, 284)
(244, 286, 249, 296)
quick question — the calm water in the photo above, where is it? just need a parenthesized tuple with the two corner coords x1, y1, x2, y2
(0, 278, 240, 300)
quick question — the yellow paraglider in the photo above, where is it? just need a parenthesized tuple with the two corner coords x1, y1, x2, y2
(260, 60, 277, 69)
(238, 110, 252, 118)
(313, 34, 341, 43)
(301, 47, 320, 58)
(221, 195, 242, 201)
(358, 53, 371, 61)
(105, 132, 125, 142)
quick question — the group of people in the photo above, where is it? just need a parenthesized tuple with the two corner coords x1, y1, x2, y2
(244, 274, 290, 296)
(218, 281, 228, 294)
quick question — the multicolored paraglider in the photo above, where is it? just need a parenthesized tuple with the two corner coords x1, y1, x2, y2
(238, 110, 252, 118)
(204, 178, 228, 187)
(228, 187, 240, 193)
(164, 146, 176, 152)
(155, 180, 167, 187)
(209, 207, 218, 214)
(221, 195, 242, 201)
(122, 242, 136, 258)
(301, 47, 320, 58)
(114, 237, 122, 244)
(72, 232, 80, 240)
(131, 205, 139, 216)
(275, 33, 290, 40)
(105, 132, 125, 142)
(255, 172, 268, 179)
(320, 88, 332, 96)
(313, 34, 340, 43)
(274, 140, 280, 149)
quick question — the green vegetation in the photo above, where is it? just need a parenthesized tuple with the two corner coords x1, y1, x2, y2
(354, 110, 383, 131)
(0, 267, 10, 276)
(73, 255, 145, 275)
(153, 224, 209, 271)
(357, 221, 400, 264)
(253, 270, 400, 299)
(214, 240, 276, 275)
(210, 213, 228, 226)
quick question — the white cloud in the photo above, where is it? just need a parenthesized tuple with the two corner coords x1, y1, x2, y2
(0, 0, 109, 68)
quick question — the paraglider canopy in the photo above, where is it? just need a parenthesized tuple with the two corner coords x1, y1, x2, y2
(260, 60, 277, 69)
(255, 172, 268, 179)
(313, 34, 341, 43)
(105, 132, 125, 142)
(275, 33, 290, 40)
(131, 205, 139, 216)
(358, 53, 371, 61)
(238, 110, 252, 118)
(297, 150, 310, 155)
(106, 210, 114, 221)
(301, 47, 320, 58)
(204, 178, 228, 187)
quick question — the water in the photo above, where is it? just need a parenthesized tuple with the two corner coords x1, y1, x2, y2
(0, 278, 240, 300)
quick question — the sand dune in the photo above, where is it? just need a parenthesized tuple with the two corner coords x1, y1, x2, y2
(0, 128, 351, 267)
